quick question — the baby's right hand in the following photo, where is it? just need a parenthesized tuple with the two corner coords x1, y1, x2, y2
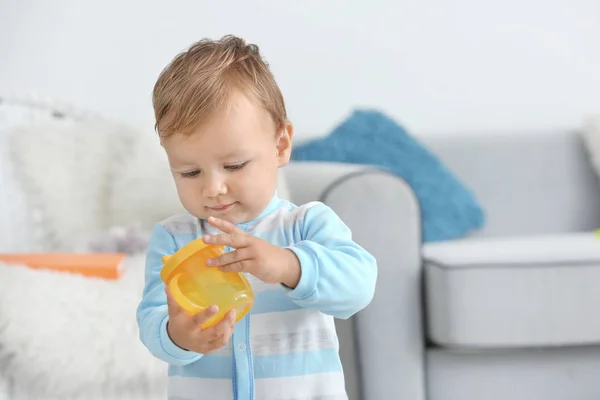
(165, 288, 236, 354)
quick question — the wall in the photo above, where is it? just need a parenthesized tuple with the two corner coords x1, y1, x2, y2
(1, 0, 600, 139)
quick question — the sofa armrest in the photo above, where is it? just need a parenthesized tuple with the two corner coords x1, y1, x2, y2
(283, 161, 371, 205)
(284, 161, 426, 400)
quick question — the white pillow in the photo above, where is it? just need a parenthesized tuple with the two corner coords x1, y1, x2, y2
(3, 97, 292, 253)
(0, 98, 79, 252)
(107, 131, 183, 232)
(0, 126, 35, 252)
(9, 119, 136, 252)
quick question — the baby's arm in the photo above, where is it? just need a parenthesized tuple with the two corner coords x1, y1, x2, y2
(136, 224, 202, 366)
(285, 202, 377, 319)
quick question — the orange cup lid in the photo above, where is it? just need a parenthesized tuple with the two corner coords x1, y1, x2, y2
(160, 238, 224, 284)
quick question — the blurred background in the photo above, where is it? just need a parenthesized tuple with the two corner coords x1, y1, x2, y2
(2, 0, 600, 138)
(2, 1, 600, 400)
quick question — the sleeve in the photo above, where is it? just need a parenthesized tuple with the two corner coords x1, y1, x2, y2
(136, 224, 202, 366)
(285, 202, 378, 319)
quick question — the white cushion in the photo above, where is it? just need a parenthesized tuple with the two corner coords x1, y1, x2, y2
(423, 232, 600, 347)
(10, 119, 135, 252)
(0, 125, 35, 252)
(1, 97, 292, 253)
(0, 98, 77, 252)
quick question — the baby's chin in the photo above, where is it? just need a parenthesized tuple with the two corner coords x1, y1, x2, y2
(186, 201, 269, 225)
(192, 209, 254, 225)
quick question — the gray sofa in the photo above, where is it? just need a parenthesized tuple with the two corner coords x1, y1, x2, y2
(316, 129, 600, 400)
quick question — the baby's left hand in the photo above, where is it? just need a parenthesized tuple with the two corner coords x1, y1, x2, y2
(203, 216, 301, 288)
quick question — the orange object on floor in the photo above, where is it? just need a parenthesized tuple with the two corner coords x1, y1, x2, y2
(0, 253, 126, 280)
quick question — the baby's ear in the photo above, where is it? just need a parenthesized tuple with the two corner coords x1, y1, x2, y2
(276, 121, 294, 167)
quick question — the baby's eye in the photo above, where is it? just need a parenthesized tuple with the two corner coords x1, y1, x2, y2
(225, 161, 248, 171)
(181, 170, 201, 178)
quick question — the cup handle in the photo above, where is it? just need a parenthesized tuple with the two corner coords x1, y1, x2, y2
(168, 273, 205, 315)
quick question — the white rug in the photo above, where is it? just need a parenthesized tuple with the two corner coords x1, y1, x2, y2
(0, 254, 167, 400)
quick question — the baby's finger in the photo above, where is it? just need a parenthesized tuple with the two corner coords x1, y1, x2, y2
(192, 305, 219, 327)
(206, 248, 250, 267)
(218, 260, 251, 273)
(207, 312, 236, 346)
(208, 310, 237, 337)
(206, 216, 244, 235)
(208, 332, 231, 349)
(201, 332, 231, 354)
(204, 231, 251, 250)
(225, 309, 237, 326)
(203, 233, 237, 247)
(165, 287, 183, 317)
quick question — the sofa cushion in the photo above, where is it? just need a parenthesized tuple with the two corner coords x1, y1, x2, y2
(423, 232, 600, 347)
(427, 346, 600, 400)
(421, 130, 600, 237)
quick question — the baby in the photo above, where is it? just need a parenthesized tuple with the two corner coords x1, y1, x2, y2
(136, 35, 377, 400)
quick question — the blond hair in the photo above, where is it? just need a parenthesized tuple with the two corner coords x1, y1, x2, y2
(152, 35, 287, 137)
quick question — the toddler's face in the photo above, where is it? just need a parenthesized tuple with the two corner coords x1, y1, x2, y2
(162, 91, 292, 224)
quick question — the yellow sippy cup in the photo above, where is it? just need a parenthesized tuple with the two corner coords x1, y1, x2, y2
(160, 238, 255, 329)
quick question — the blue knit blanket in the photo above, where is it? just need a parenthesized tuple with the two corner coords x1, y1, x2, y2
(291, 110, 485, 242)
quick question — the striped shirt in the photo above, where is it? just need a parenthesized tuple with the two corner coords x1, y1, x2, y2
(136, 193, 377, 400)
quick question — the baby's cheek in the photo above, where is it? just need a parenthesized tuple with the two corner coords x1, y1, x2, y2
(232, 175, 255, 196)
(175, 182, 190, 201)
(177, 184, 203, 210)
